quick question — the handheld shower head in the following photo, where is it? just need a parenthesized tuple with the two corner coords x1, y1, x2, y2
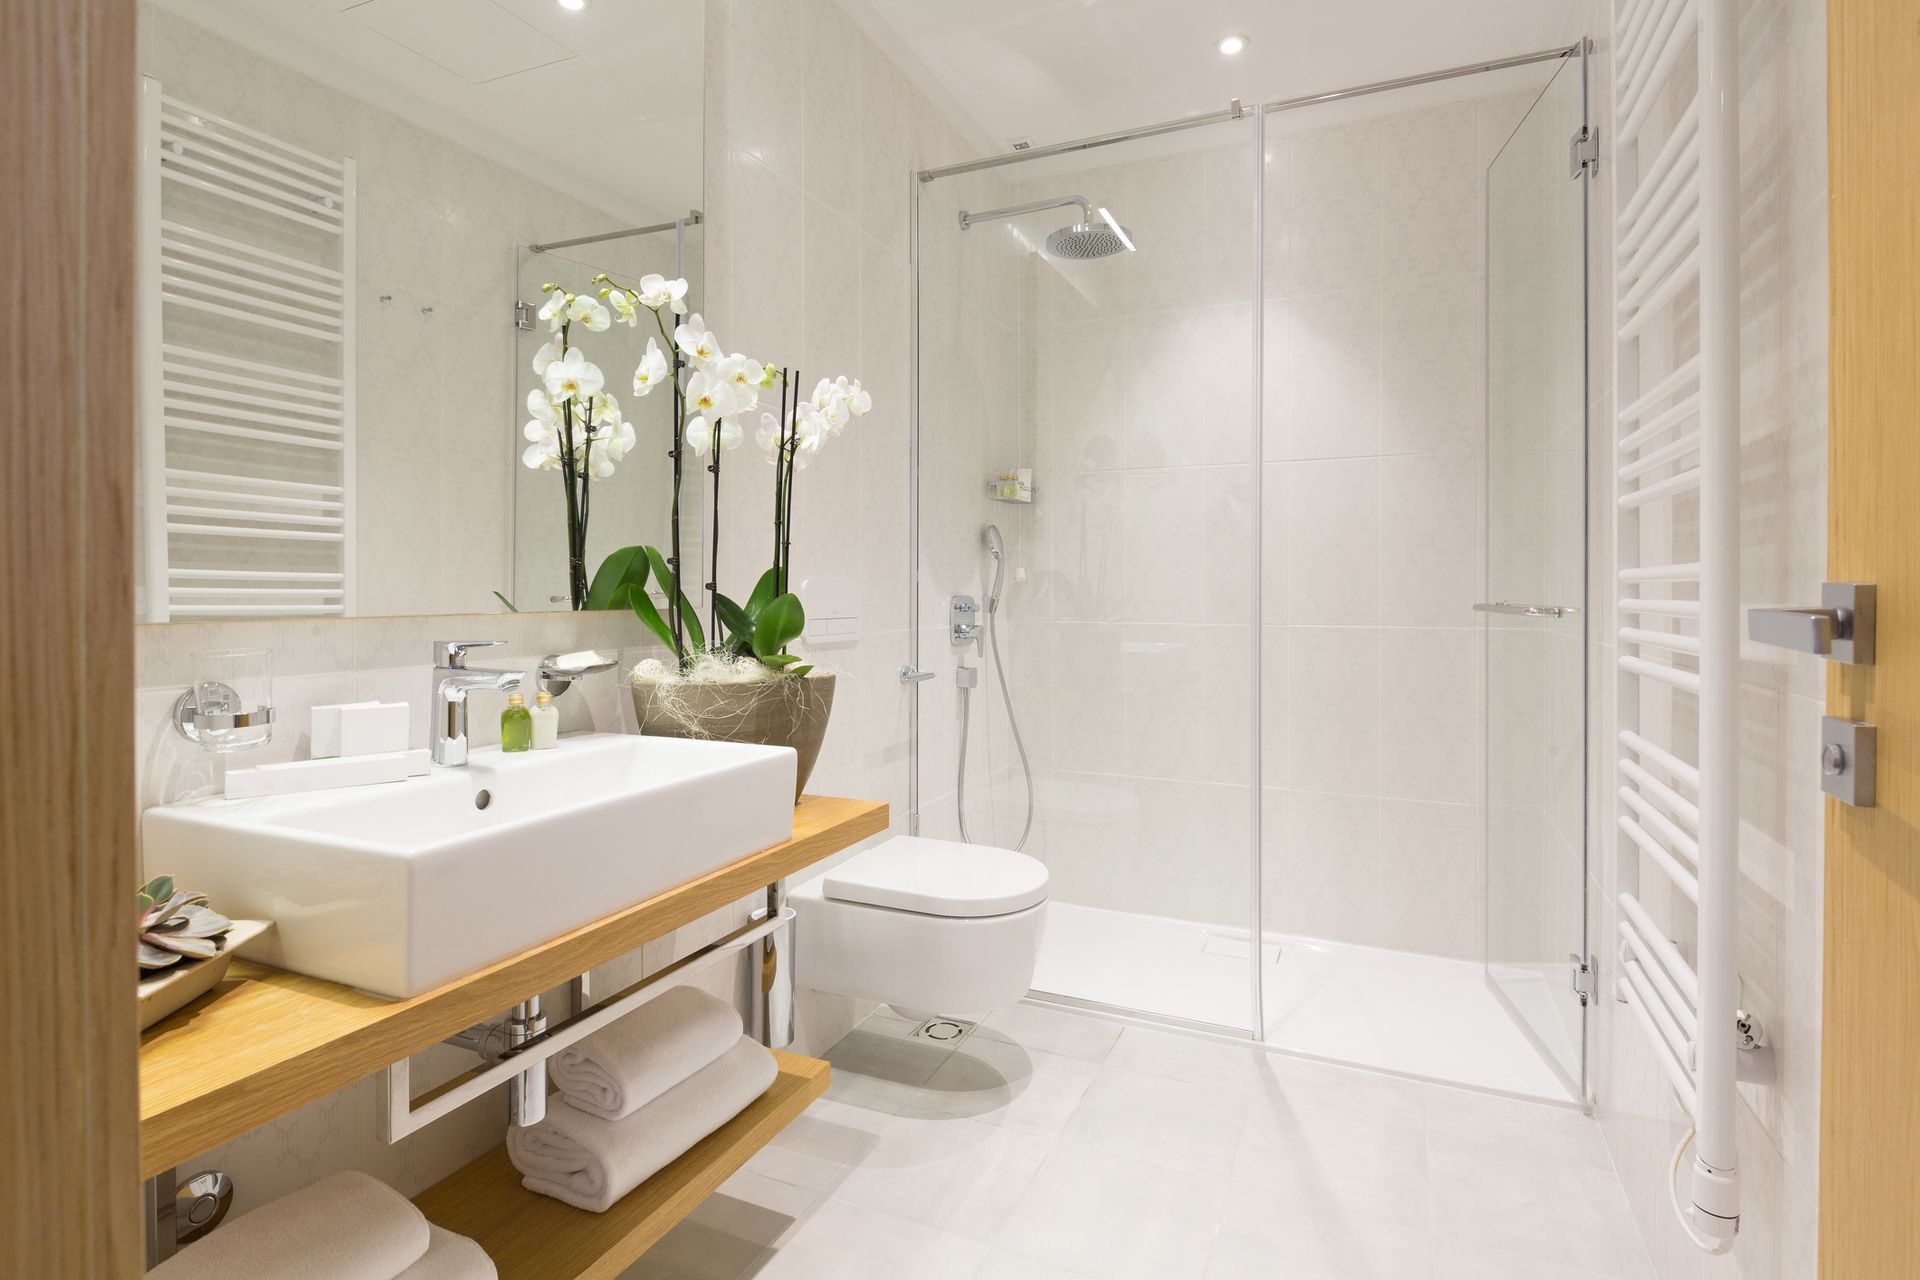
(984, 524, 1005, 613)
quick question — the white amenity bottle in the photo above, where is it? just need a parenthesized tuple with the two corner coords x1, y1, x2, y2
(530, 689, 559, 749)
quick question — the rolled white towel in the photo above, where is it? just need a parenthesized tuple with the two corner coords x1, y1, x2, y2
(509, 1035, 777, 1213)
(149, 1170, 431, 1280)
(548, 985, 742, 1121)
(395, 1225, 497, 1279)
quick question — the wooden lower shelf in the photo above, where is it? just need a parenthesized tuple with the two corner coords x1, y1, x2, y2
(413, 1051, 829, 1280)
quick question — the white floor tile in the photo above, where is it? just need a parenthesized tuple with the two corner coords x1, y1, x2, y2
(831, 1114, 1053, 1241)
(1060, 1064, 1250, 1176)
(744, 1096, 888, 1192)
(1426, 1129, 1653, 1279)
(1421, 1081, 1613, 1170)
(982, 1001, 1124, 1062)
(995, 1146, 1227, 1280)
(1104, 1025, 1267, 1094)
(922, 1037, 1103, 1137)
(1203, 1184, 1435, 1280)
(969, 1252, 1093, 1280)
(1231, 1095, 1432, 1231)
(752, 1198, 990, 1280)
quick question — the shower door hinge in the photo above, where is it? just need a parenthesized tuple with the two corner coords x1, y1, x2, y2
(1570, 953, 1596, 1006)
(1569, 125, 1599, 178)
(514, 300, 536, 331)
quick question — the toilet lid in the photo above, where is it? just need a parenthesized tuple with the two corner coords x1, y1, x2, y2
(822, 836, 1049, 918)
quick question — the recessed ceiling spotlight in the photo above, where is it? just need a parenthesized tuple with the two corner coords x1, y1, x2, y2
(1216, 34, 1248, 55)
(557, 0, 587, 11)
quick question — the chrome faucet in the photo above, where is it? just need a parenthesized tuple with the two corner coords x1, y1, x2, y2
(430, 641, 523, 767)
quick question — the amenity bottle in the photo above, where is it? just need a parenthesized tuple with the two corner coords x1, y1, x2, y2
(501, 692, 532, 753)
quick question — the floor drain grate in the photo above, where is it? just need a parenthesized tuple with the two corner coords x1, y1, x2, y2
(907, 1016, 977, 1045)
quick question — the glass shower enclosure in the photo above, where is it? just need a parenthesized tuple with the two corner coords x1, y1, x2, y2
(909, 48, 1591, 1095)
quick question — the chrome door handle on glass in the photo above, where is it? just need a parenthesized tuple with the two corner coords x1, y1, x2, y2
(1473, 601, 1581, 618)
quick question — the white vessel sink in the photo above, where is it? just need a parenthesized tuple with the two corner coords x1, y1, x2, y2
(143, 733, 797, 998)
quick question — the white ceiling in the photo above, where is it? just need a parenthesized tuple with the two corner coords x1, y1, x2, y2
(149, 0, 704, 224)
(844, 0, 1576, 159)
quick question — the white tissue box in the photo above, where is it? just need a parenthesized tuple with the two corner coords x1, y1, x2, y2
(311, 701, 410, 758)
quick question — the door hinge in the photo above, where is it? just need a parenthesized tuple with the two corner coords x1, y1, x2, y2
(513, 300, 536, 331)
(1570, 953, 1596, 1006)
(1569, 125, 1599, 178)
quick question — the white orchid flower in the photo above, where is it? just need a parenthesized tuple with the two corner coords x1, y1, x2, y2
(587, 418, 637, 476)
(838, 376, 873, 418)
(537, 289, 571, 333)
(685, 416, 743, 457)
(715, 354, 765, 413)
(588, 391, 622, 432)
(674, 314, 722, 368)
(522, 399, 562, 469)
(631, 337, 670, 396)
(544, 347, 605, 401)
(684, 368, 741, 423)
(755, 411, 782, 458)
(605, 289, 639, 327)
(809, 377, 851, 432)
(567, 293, 611, 332)
(793, 400, 830, 453)
(532, 340, 562, 378)
(638, 274, 690, 314)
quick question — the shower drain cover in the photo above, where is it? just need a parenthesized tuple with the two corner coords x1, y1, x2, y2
(908, 1016, 977, 1045)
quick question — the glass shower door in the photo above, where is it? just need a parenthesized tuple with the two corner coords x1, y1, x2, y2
(1483, 51, 1590, 1092)
(912, 114, 1262, 1035)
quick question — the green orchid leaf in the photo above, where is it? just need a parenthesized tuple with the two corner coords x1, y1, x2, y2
(713, 593, 757, 656)
(627, 586, 680, 658)
(491, 590, 520, 613)
(584, 546, 650, 611)
(787, 664, 814, 678)
(752, 592, 806, 662)
(745, 566, 780, 617)
(642, 547, 707, 653)
(757, 652, 803, 669)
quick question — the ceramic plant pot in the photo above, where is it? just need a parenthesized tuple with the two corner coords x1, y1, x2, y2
(630, 671, 836, 801)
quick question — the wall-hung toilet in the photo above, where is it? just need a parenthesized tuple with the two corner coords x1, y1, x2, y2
(790, 835, 1049, 1023)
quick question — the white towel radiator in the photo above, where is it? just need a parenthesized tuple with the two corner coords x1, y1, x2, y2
(1609, 0, 1766, 1253)
(137, 78, 357, 621)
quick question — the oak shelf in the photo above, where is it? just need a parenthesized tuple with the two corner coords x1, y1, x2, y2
(412, 1051, 829, 1279)
(138, 795, 887, 1178)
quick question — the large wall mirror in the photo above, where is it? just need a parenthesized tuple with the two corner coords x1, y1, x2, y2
(134, 0, 704, 621)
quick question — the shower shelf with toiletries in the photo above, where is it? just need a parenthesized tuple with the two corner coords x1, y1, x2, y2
(137, 795, 885, 1279)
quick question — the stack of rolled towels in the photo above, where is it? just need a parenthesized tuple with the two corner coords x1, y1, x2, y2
(509, 984, 777, 1213)
(150, 1170, 494, 1280)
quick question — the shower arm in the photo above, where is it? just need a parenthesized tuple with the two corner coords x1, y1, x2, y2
(957, 194, 1093, 231)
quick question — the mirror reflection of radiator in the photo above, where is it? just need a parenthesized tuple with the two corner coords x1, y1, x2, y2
(136, 77, 356, 621)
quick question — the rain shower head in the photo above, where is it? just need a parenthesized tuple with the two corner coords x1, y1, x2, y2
(958, 194, 1136, 260)
(1045, 215, 1134, 259)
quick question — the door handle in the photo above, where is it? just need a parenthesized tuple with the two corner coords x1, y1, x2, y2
(1747, 583, 1875, 664)
(1473, 601, 1580, 618)
(898, 665, 937, 684)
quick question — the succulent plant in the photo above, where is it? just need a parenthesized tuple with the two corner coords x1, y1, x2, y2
(137, 875, 233, 972)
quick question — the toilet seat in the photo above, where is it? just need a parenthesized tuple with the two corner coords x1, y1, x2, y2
(823, 836, 1048, 918)
(790, 835, 1050, 1022)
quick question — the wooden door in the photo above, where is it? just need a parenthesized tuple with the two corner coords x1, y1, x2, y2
(0, 0, 142, 1274)
(1819, 1, 1920, 1274)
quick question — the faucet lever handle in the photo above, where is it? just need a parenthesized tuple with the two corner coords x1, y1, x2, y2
(436, 639, 506, 669)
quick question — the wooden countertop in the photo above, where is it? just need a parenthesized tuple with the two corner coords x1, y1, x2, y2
(139, 795, 887, 1178)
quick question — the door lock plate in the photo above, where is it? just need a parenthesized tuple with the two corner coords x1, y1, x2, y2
(1821, 716, 1876, 807)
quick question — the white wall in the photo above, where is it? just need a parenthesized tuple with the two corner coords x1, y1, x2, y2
(1578, 1, 1828, 1275)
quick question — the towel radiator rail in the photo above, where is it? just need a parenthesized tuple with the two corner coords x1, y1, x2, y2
(379, 906, 795, 1143)
(1608, 0, 1769, 1253)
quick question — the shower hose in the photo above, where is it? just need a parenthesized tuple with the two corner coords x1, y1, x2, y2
(956, 602, 1035, 852)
